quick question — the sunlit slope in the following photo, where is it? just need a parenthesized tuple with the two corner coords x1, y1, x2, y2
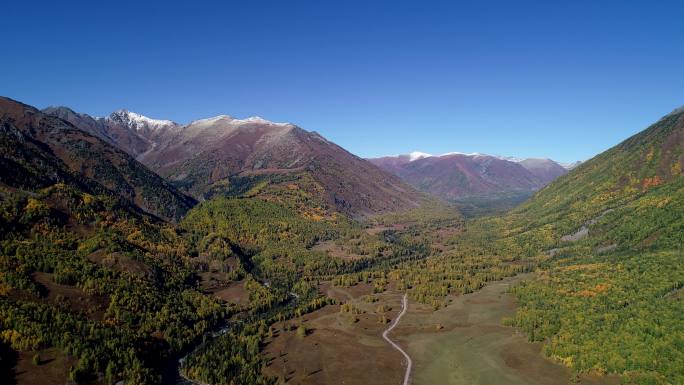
(503, 108, 684, 384)
(510, 107, 683, 249)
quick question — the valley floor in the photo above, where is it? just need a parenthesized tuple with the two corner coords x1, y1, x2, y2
(395, 274, 620, 385)
(262, 282, 405, 385)
(263, 274, 621, 385)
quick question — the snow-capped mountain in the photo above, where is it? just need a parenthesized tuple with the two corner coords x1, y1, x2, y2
(44, 106, 422, 216)
(560, 160, 583, 170)
(368, 151, 570, 206)
(407, 151, 432, 161)
(107, 109, 177, 133)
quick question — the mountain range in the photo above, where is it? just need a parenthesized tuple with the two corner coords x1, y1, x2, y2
(37, 103, 578, 217)
(1, 94, 683, 385)
(42, 105, 423, 217)
(1, 98, 196, 221)
(368, 151, 571, 214)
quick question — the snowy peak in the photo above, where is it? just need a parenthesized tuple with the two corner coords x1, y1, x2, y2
(408, 151, 432, 161)
(560, 161, 582, 170)
(442, 151, 487, 158)
(368, 150, 571, 207)
(234, 116, 291, 126)
(497, 155, 525, 163)
(107, 109, 177, 131)
(189, 115, 292, 128)
(188, 115, 234, 126)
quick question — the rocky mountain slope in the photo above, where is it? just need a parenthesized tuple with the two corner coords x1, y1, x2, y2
(1, 97, 195, 221)
(47, 108, 423, 217)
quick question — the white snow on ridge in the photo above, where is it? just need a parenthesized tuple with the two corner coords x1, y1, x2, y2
(441, 151, 487, 157)
(389, 150, 576, 167)
(408, 151, 432, 161)
(109, 110, 292, 132)
(108, 109, 176, 131)
(188, 115, 234, 126)
(187, 115, 291, 127)
(232, 116, 291, 126)
(404, 150, 505, 160)
(497, 155, 525, 163)
(560, 161, 582, 170)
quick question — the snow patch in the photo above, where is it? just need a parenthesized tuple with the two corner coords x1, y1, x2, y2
(232, 116, 291, 126)
(441, 151, 487, 158)
(560, 161, 582, 170)
(408, 151, 432, 161)
(189, 115, 233, 125)
(188, 115, 291, 127)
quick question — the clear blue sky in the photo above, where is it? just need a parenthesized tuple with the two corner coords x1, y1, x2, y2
(3, 0, 684, 163)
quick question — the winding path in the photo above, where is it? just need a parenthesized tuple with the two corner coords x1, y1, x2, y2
(382, 293, 412, 385)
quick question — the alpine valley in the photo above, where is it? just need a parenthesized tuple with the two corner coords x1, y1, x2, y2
(0, 95, 682, 385)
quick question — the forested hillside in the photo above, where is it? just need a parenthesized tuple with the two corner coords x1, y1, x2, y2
(498, 108, 684, 384)
(0, 182, 223, 383)
(176, 195, 443, 384)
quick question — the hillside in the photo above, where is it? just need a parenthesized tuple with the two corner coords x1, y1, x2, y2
(497, 107, 684, 384)
(48, 109, 424, 217)
(511, 107, 683, 237)
(1, 97, 195, 221)
(0, 96, 225, 383)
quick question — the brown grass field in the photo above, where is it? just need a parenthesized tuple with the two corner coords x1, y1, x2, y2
(263, 274, 621, 385)
(262, 283, 405, 384)
(395, 274, 620, 385)
(11, 348, 76, 385)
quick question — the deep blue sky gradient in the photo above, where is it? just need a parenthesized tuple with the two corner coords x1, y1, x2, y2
(2, 0, 684, 162)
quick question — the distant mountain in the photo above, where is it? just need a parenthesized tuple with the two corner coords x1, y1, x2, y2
(559, 160, 582, 170)
(46, 108, 423, 217)
(518, 158, 568, 184)
(368, 152, 568, 211)
(2, 97, 195, 221)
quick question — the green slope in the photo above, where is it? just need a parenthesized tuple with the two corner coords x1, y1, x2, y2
(511, 108, 683, 242)
(501, 108, 684, 384)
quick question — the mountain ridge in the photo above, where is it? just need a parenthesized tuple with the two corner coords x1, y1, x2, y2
(2, 97, 195, 221)
(368, 152, 568, 207)
(44, 105, 425, 217)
